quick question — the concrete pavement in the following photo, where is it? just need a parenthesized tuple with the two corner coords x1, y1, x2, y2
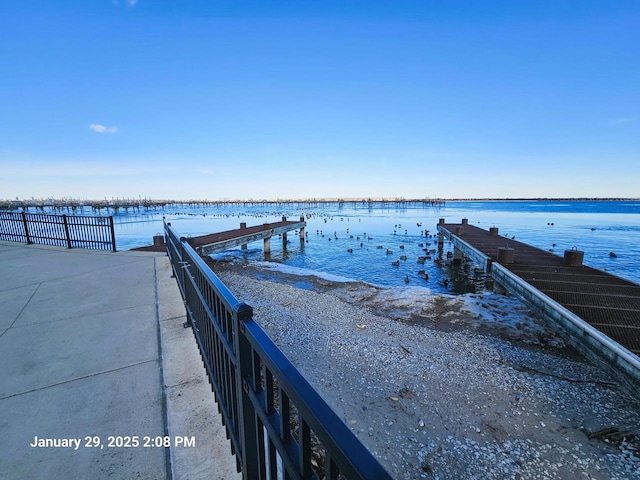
(0, 241, 241, 480)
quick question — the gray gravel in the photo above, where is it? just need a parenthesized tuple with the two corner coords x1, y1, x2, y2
(215, 265, 640, 480)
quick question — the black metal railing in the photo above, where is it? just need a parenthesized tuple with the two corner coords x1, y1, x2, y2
(164, 221, 392, 480)
(0, 211, 116, 252)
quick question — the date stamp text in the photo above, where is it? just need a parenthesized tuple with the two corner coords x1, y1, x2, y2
(30, 435, 196, 450)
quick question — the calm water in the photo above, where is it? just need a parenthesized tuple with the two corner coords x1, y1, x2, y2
(103, 200, 640, 294)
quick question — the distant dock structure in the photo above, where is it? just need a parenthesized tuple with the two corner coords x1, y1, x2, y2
(0, 197, 446, 214)
(438, 218, 640, 395)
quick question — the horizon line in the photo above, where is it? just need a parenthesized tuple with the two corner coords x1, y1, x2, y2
(2, 196, 640, 204)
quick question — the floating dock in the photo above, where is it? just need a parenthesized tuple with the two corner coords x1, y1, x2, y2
(437, 219, 640, 395)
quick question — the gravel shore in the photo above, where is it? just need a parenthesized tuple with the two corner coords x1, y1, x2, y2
(211, 261, 640, 480)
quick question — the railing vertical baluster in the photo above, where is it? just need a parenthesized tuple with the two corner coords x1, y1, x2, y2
(234, 302, 260, 479)
(48, 214, 55, 245)
(21, 211, 32, 244)
(109, 216, 116, 251)
(52, 215, 59, 245)
(38, 215, 46, 244)
(78, 216, 84, 248)
(71, 216, 79, 248)
(179, 237, 191, 327)
(62, 214, 72, 248)
(265, 368, 275, 415)
(91, 217, 96, 248)
(299, 418, 312, 478)
(46, 215, 54, 245)
(34, 215, 41, 243)
(263, 425, 272, 480)
(325, 455, 339, 480)
(91, 217, 97, 248)
(280, 388, 291, 444)
(90, 217, 96, 248)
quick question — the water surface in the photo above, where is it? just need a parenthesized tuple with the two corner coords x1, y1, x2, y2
(27, 200, 640, 293)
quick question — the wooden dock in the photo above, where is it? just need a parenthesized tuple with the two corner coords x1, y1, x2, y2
(135, 218, 306, 256)
(187, 217, 306, 256)
(437, 219, 640, 394)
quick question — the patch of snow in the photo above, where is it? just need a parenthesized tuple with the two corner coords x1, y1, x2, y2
(251, 261, 359, 283)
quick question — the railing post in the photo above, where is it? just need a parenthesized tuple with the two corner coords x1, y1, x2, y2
(178, 238, 191, 327)
(164, 220, 174, 265)
(21, 211, 32, 244)
(179, 238, 186, 286)
(62, 214, 72, 249)
(109, 216, 117, 252)
(163, 218, 170, 257)
(233, 302, 260, 479)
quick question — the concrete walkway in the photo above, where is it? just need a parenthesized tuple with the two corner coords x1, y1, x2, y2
(0, 241, 241, 480)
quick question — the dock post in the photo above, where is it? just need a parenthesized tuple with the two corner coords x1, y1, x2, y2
(299, 216, 305, 242)
(493, 281, 508, 295)
(282, 216, 287, 244)
(240, 222, 248, 250)
(453, 246, 463, 264)
(437, 219, 446, 246)
(264, 236, 271, 254)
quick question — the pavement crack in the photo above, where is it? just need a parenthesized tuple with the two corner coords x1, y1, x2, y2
(0, 283, 42, 339)
(0, 359, 158, 400)
(5, 302, 157, 329)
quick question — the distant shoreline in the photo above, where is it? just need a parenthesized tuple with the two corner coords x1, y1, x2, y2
(2, 196, 639, 205)
(2, 197, 639, 213)
(444, 197, 640, 201)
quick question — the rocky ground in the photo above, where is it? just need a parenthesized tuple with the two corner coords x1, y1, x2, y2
(209, 260, 640, 480)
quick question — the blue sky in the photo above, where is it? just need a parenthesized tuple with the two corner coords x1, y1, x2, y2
(1, 1, 639, 200)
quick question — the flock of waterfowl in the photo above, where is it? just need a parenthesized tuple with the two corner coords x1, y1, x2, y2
(311, 219, 451, 284)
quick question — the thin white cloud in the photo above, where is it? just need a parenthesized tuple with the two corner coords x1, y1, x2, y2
(608, 117, 635, 126)
(111, 0, 138, 6)
(90, 124, 118, 134)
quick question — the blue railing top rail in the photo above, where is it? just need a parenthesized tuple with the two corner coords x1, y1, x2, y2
(164, 220, 392, 479)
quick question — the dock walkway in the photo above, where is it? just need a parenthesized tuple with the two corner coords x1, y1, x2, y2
(190, 217, 305, 256)
(137, 217, 306, 256)
(0, 241, 240, 479)
(438, 222, 640, 357)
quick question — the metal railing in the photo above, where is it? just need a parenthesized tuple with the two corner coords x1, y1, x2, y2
(0, 211, 116, 252)
(164, 221, 392, 480)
